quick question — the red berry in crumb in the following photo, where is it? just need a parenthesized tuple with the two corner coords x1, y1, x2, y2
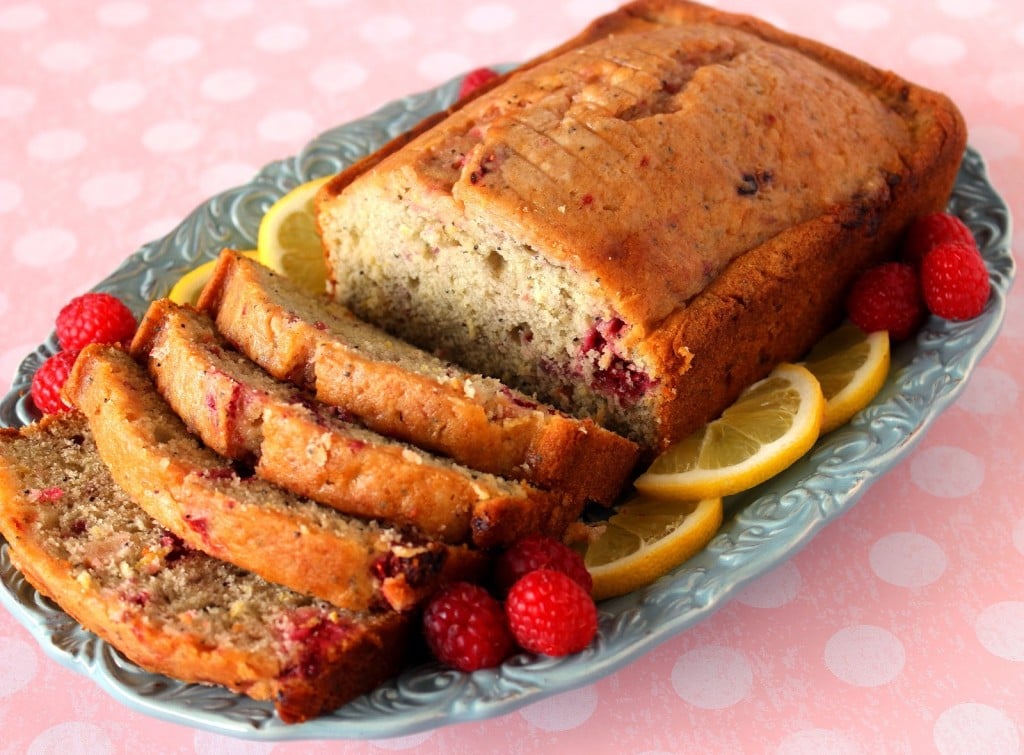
(56, 292, 137, 351)
(494, 534, 593, 596)
(845, 262, 925, 342)
(505, 569, 598, 657)
(902, 212, 977, 267)
(458, 67, 499, 99)
(422, 582, 514, 672)
(920, 241, 990, 321)
(30, 350, 80, 415)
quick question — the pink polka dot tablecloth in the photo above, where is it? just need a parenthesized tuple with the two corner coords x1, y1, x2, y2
(1, 0, 1022, 752)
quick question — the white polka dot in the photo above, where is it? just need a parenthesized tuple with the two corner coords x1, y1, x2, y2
(776, 728, 865, 755)
(671, 645, 753, 709)
(38, 40, 95, 72)
(518, 684, 598, 730)
(78, 171, 142, 209)
(200, 68, 258, 102)
(0, 179, 22, 213)
(89, 80, 147, 112)
(193, 730, 276, 755)
(957, 366, 1019, 414)
(910, 446, 985, 498)
(256, 109, 316, 143)
(987, 71, 1024, 107)
(200, 0, 253, 20)
(969, 125, 1021, 161)
(1015, 23, 1024, 48)
(417, 51, 476, 83)
(13, 228, 77, 267)
(975, 601, 1024, 662)
(463, 4, 519, 33)
(937, 0, 994, 19)
(834, 3, 891, 30)
(143, 120, 202, 152)
(134, 217, 181, 246)
(0, 86, 36, 118)
(0, 637, 37, 698)
(824, 625, 905, 687)
(934, 703, 1020, 755)
(563, 0, 620, 20)
(908, 34, 967, 66)
(357, 14, 414, 43)
(869, 532, 948, 588)
(309, 59, 368, 94)
(27, 129, 87, 161)
(96, 2, 149, 26)
(253, 24, 309, 53)
(0, 290, 10, 318)
(28, 722, 114, 755)
(734, 560, 801, 608)
(367, 731, 435, 751)
(146, 35, 202, 64)
(0, 3, 48, 31)
(198, 161, 258, 196)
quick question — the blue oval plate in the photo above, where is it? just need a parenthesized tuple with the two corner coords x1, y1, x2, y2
(0, 73, 1014, 741)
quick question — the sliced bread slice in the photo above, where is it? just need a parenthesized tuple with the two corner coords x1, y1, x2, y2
(62, 343, 483, 612)
(0, 413, 410, 724)
(131, 298, 575, 547)
(196, 249, 639, 507)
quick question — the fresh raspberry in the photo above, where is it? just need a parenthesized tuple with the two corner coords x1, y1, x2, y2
(30, 350, 80, 415)
(902, 212, 977, 267)
(845, 262, 925, 342)
(505, 569, 598, 656)
(920, 241, 990, 321)
(55, 292, 137, 351)
(457, 67, 499, 99)
(493, 534, 593, 596)
(422, 582, 514, 672)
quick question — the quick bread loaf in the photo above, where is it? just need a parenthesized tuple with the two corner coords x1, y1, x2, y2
(197, 249, 639, 505)
(317, 0, 966, 451)
(0, 413, 410, 724)
(132, 298, 580, 547)
(63, 343, 483, 612)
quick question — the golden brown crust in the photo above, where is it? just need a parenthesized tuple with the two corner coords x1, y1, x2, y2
(198, 249, 639, 506)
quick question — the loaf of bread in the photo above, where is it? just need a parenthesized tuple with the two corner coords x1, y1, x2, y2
(197, 249, 639, 505)
(317, 0, 966, 451)
(0, 413, 410, 724)
(63, 343, 484, 612)
(132, 298, 577, 547)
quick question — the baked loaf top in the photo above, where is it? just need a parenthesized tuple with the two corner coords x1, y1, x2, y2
(0, 413, 409, 724)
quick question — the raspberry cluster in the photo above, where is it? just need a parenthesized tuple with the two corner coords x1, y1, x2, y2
(845, 212, 989, 340)
(30, 292, 137, 415)
(422, 534, 598, 672)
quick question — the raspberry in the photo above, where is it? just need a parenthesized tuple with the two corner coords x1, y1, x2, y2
(902, 212, 977, 267)
(505, 569, 598, 656)
(845, 262, 925, 342)
(422, 582, 514, 672)
(56, 292, 137, 351)
(457, 67, 499, 100)
(30, 350, 80, 415)
(920, 241, 990, 321)
(493, 534, 593, 596)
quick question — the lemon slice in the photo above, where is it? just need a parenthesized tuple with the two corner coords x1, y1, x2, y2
(169, 250, 259, 306)
(634, 363, 825, 500)
(257, 175, 332, 295)
(801, 323, 890, 434)
(581, 495, 723, 601)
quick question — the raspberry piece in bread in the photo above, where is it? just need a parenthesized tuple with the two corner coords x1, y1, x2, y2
(62, 343, 482, 612)
(0, 413, 409, 724)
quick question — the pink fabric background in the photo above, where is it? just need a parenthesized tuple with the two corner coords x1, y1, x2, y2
(1, 0, 1022, 752)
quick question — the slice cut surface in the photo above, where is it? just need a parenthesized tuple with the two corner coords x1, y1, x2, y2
(580, 495, 723, 601)
(634, 363, 825, 500)
(801, 323, 890, 434)
(169, 250, 258, 306)
(258, 176, 332, 295)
